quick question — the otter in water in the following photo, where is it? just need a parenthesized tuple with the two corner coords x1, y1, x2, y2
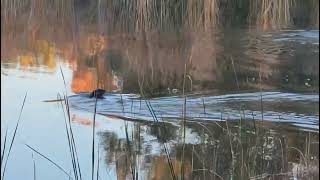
(89, 88, 106, 99)
(43, 89, 106, 102)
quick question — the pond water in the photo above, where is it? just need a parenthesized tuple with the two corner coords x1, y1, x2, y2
(1, 1, 319, 180)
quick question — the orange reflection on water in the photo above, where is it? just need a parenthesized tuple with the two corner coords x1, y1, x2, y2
(149, 157, 192, 180)
(16, 39, 56, 72)
(71, 114, 100, 127)
(114, 155, 192, 180)
(19, 55, 35, 69)
(71, 69, 98, 93)
(34, 40, 56, 71)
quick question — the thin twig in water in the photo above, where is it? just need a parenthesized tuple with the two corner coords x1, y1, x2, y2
(92, 91, 98, 180)
(202, 97, 206, 115)
(225, 115, 235, 179)
(181, 63, 187, 180)
(1, 127, 8, 168)
(96, 144, 100, 180)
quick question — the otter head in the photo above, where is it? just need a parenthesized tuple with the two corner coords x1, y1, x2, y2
(89, 89, 106, 99)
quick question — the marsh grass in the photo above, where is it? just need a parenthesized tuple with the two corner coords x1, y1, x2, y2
(59, 67, 83, 180)
(91, 91, 98, 180)
(1, 1, 319, 179)
(58, 94, 82, 180)
(32, 152, 36, 180)
(0, 128, 8, 169)
(25, 144, 73, 179)
(117, 55, 319, 180)
(1, 92, 27, 180)
(137, 86, 177, 180)
(188, 120, 318, 179)
(3, 0, 318, 36)
(248, 0, 295, 30)
(311, 0, 319, 28)
(180, 62, 187, 180)
(1, 80, 318, 180)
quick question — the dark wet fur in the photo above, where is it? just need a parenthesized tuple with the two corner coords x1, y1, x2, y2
(89, 89, 106, 99)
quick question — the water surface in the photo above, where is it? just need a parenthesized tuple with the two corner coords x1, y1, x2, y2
(1, 2, 319, 179)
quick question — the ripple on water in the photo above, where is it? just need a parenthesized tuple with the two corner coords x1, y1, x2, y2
(68, 91, 319, 131)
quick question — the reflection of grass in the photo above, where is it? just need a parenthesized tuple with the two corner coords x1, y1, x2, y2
(138, 77, 178, 180)
(149, 123, 178, 143)
(174, 120, 319, 179)
(98, 114, 319, 179)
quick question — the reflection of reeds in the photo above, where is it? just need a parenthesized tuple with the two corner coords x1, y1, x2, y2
(311, 0, 319, 28)
(249, 0, 295, 30)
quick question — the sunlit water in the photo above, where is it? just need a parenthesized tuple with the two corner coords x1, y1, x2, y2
(1, 29, 319, 180)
